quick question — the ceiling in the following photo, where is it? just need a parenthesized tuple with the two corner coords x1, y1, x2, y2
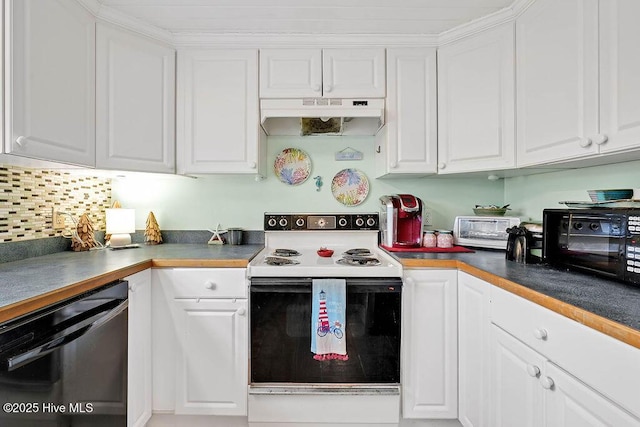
(98, 0, 515, 35)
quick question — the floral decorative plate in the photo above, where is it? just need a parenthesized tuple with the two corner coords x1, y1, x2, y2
(274, 148, 311, 185)
(331, 168, 370, 206)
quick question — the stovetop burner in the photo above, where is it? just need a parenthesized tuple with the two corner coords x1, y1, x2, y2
(343, 248, 374, 257)
(264, 256, 300, 266)
(272, 248, 301, 257)
(336, 255, 381, 266)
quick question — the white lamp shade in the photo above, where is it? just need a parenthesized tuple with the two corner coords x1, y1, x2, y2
(106, 209, 136, 234)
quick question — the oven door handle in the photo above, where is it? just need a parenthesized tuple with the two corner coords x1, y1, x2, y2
(4, 300, 128, 372)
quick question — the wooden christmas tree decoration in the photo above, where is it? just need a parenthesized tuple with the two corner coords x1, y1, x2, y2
(71, 213, 98, 251)
(145, 211, 163, 245)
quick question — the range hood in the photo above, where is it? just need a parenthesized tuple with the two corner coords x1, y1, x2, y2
(260, 98, 385, 136)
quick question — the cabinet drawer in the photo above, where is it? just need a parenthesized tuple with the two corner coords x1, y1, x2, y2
(171, 268, 247, 299)
(491, 286, 640, 418)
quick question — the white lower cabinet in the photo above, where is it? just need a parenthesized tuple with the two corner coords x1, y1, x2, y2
(126, 270, 153, 427)
(490, 285, 640, 426)
(491, 324, 640, 427)
(402, 269, 458, 419)
(151, 268, 248, 416)
(458, 272, 491, 427)
(490, 324, 546, 427)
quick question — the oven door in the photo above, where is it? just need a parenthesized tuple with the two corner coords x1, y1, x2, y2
(250, 277, 402, 385)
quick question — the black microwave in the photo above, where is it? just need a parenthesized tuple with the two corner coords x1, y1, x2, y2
(543, 208, 640, 286)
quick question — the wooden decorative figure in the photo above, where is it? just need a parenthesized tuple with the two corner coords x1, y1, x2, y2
(145, 211, 163, 245)
(71, 213, 98, 251)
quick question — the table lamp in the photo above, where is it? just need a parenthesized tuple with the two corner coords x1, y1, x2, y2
(106, 208, 135, 248)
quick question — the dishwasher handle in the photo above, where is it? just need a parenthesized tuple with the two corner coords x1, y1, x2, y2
(5, 299, 128, 372)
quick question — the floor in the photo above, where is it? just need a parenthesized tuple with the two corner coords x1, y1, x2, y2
(148, 414, 463, 427)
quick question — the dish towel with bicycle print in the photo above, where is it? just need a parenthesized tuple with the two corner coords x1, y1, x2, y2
(311, 279, 348, 361)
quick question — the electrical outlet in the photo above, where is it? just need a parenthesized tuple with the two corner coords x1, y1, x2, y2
(423, 209, 433, 226)
(52, 208, 66, 230)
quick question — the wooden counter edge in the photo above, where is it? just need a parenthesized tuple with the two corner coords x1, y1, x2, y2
(0, 258, 251, 324)
(402, 258, 640, 350)
(0, 260, 152, 324)
(151, 259, 249, 268)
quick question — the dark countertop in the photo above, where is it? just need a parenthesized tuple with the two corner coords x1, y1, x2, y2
(393, 249, 640, 343)
(0, 244, 263, 323)
(1, 243, 639, 349)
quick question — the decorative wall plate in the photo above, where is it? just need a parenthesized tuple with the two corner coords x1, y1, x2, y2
(274, 148, 311, 185)
(331, 168, 370, 206)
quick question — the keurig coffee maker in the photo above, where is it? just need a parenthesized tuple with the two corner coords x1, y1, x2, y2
(380, 194, 424, 248)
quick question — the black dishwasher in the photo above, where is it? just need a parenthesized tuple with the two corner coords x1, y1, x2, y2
(0, 280, 128, 427)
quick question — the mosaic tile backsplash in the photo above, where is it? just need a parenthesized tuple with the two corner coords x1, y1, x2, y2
(0, 165, 112, 242)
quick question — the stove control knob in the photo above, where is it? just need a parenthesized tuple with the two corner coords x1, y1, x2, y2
(366, 217, 376, 227)
(338, 217, 348, 227)
(355, 217, 365, 227)
(267, 218, 277, 228)
(279, 218, 288, 228)
(295, 218, 305, 228)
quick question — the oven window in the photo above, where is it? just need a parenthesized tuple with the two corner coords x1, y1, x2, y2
(250, 279, 401, 384)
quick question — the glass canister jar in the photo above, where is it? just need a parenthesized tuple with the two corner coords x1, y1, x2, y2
(422, 230, 437, 248)
(436, 230, 454, 248)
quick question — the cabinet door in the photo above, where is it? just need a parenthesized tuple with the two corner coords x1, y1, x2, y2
(402, 270, 458, 419)
(438, 23, 515, 174)
(96, 23, 175, 173)
(322, 48, 385, 98)
(174, 299, 248, 415)
(490, 325, 545, 427)
(127, 270, 152, 427)
(177, 49, 262, 174)
(259, 49, 322, 98)
(377, 48, 437, 177)
(458, 273, 491, 427)
(598, 0, 640, 154)
(516, 0, 599, 166)
(6, 0, 95, 166)
(544, 362, 640, 427)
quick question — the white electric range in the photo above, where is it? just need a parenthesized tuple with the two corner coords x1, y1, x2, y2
(247, 213, 402, 278)
(247, 213, 403, 427)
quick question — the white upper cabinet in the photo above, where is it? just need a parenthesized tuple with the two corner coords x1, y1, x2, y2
(516, 0, 599, 166)
(177, 49, 265, 175)
(259, 48, 385, 98)
(5, 0, 96, 167)
(598, 0, 640, 154)
(516, 0, 640, 167)
(96, 23, 176, 174)
(376, 48, 438, 177)
(438, 23, 515, 174)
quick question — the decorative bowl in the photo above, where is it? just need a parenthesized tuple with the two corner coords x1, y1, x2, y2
(317, 248, 334, 257)
(587, 189, 633, 202)
(473, 205, 510, 217)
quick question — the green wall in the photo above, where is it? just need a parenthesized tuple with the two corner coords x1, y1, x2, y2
(112, 136, 504, 231)
(503, 160, 640, 222)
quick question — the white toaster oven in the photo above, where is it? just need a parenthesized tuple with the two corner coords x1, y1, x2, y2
(453, 216, 521, 250)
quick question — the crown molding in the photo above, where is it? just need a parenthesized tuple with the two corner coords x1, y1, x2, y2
(81, 0, 530, 49)
(171, 33, 438, 49)
(438, 0, 533, 46)
(78, 0, 174, 45)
